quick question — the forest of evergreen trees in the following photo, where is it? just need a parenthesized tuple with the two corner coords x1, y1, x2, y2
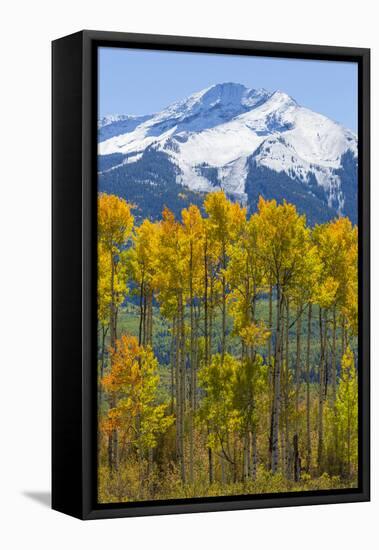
(97, 191, 358, 503)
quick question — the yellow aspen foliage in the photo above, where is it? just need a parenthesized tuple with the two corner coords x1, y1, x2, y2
(256, 197, 310, 292)
(239, 322, 271, 348)
(313, 218, 357, 324)
(324, 346, 359, 477)
(204, 191, 246, 244)
(181, 204, 205, 297)
(128, 219, 161, 290)
(154, 207, 187, 318)
(102, 335, 173, 451)
(97, 193, 134, 329)
(336, 348, 358, 466)
(98, 193, 134, 249)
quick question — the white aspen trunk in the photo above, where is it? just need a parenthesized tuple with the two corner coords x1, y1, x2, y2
(179, 293, 186, 483)
(317, 307, 326, 473)
(271, 284, 282, 473)
(243, 432, 249, 482)
(108, 253, 118, 472)
(284, 298, 291, 479)
(306, 303, 312, 473)
(250, 430, 257, 481)
(175, 307, 181, 476)
(332, 306, 337, 402)
(189, 242, 195, 484)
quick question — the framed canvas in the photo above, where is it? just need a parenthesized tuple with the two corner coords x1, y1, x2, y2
(52, 30, 370, 520)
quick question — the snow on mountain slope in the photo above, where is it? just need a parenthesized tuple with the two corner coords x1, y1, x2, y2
(98, 82, 357, 220)
(98, 114, 153, 142)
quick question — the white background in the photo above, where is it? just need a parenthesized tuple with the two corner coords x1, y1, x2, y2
(0, 0, 376, 548)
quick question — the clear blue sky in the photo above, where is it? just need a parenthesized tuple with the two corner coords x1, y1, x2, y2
(98, 47, 358, 132)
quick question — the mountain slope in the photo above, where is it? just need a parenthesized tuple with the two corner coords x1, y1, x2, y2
(98, 82, 358, 225)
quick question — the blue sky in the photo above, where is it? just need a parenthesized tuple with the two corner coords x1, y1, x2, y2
(98, 47, 358, 132)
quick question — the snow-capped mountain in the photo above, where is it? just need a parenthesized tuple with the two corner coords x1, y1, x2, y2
(98, 82, 358, 225)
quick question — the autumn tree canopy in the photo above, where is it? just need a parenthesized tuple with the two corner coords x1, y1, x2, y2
(97, 191, 358, 503)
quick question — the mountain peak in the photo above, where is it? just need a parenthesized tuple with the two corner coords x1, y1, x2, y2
(154, 82, 272, 130)
(267, 90, 298, 108)
(205, 81, 247, 95)
(188, 82, 270, 109)
(207, 81, 246, 90)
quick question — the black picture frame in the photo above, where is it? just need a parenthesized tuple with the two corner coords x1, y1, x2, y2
(52, 30, 370, 520)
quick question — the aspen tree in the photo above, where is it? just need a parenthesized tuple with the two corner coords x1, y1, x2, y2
(182, 205, 204, 483)
(154, 208, 187, 482)
(204, 192, 246, 361)
(98, 193, 134, 471)
(256, 198, 309, 474)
